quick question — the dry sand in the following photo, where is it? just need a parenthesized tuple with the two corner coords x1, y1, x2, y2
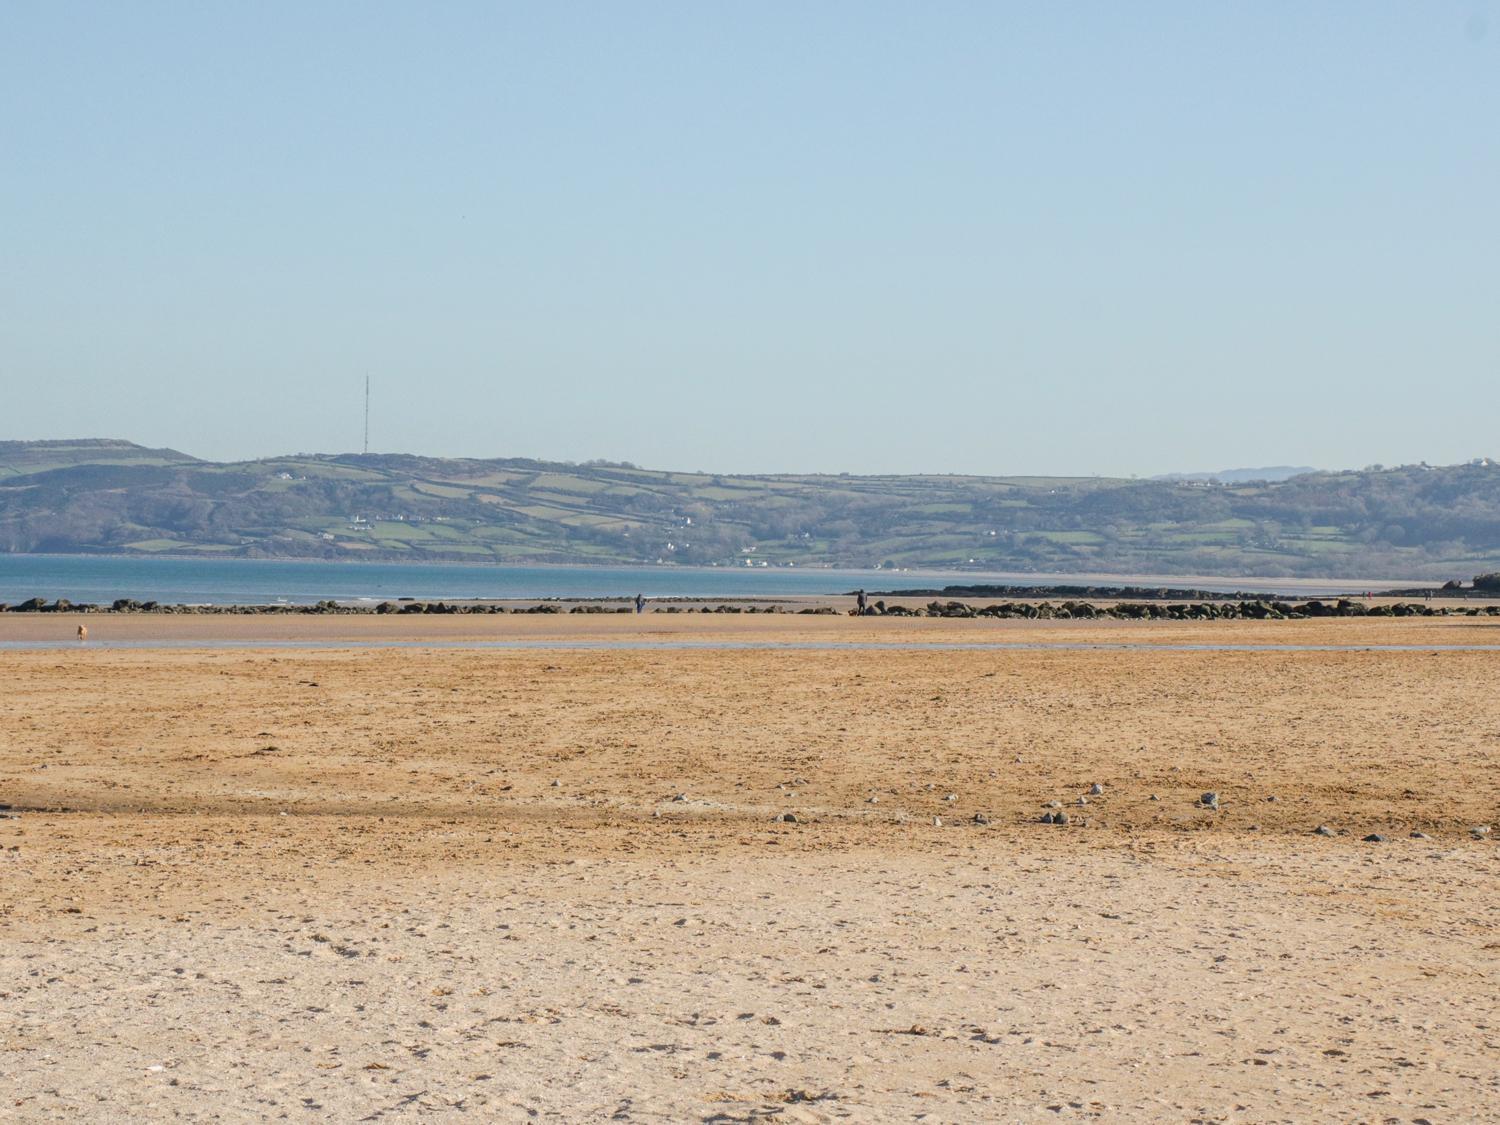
(2, 614, 1497, 1121)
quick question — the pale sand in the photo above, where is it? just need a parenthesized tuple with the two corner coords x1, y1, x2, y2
(2, 616, 1497, 1121)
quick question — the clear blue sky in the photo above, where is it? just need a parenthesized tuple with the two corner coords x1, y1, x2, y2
(2, 2, 1495, 476)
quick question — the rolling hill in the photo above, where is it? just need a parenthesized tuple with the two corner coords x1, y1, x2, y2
(2, 440, 1499, 579)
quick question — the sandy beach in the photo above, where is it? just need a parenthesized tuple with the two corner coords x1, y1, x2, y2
(3, 613, 1497, 1121)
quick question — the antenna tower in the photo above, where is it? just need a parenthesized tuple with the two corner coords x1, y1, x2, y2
(363, 377, 370, 455)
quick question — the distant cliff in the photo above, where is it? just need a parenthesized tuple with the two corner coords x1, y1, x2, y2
(2, 439, 1498, 579)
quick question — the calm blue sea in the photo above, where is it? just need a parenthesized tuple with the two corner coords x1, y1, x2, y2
(0, 554, 1417, 605)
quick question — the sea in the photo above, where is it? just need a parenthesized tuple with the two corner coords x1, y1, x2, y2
(0, 554, 1425, 606)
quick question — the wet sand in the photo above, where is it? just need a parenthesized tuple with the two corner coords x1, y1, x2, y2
(2, 615, 1497, 1120)
(4, 605, 1500, 646)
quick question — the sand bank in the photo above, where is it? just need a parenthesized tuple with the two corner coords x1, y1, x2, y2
(2, 619, 1497, 1120)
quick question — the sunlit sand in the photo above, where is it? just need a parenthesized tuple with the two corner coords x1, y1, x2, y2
(2, 613, 1497, 1120)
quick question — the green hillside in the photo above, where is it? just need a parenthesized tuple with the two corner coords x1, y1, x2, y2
(1, 440, 1498, 578)
(0, 439, 197, 478)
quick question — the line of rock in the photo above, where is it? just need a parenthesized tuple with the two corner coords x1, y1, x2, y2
(870, 599, 1500, 619)
(2, 597, 1498, 618)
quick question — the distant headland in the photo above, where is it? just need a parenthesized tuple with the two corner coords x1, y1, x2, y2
(2, 439, 1499, 580)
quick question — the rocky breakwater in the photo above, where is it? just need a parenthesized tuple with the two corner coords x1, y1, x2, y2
(0, 598, 792, 616)
(858, 598, 1500, 620)
(0, 598, 552, 615)
(2, 597, 1497, 619)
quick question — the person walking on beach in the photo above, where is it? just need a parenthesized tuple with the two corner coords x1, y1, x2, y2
(856, 589, 867, 616)
(635, 593, 645, 614)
